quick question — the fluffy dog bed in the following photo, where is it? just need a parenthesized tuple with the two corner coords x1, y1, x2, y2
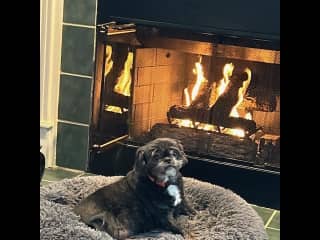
(40, 176, 267, 240)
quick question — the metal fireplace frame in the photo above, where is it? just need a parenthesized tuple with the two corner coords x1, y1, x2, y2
(88, 0, 280, 209)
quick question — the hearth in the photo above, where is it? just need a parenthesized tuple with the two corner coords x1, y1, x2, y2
(87, 0, 279, 209)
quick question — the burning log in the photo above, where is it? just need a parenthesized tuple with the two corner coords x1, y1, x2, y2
(141, 123, 258, 162)
(168, 69, 258, 137)
(209, 70, 249, 121)
(167, 105, 257, 136)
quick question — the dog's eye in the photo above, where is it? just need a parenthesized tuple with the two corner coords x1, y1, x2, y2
(170, 150, 179, 158)
(152, 151, 161, 160)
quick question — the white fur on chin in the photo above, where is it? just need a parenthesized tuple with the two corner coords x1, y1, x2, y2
(166, 184, 181, 206)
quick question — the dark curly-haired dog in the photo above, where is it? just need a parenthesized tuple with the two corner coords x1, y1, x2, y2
(73, 138, 195, 239)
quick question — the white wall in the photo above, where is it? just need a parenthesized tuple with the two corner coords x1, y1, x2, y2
(40, 0, 64, 167)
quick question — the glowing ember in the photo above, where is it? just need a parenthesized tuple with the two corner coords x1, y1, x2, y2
(105, 105, 128, 114)
(114, 51, 133, 96)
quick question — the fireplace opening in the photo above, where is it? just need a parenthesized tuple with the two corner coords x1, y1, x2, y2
(89, 22, 280, 173)
(88, 22, 279, 209)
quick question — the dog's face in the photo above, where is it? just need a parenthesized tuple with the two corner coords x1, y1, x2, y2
(134, 138, 188, 185)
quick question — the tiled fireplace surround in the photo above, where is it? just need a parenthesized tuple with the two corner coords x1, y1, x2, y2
(43, 0, 98, 170)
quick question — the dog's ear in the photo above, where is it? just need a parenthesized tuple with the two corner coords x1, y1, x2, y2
(174, 139, 184, 152)
(133, 147, 147, 172)
(173, 139, 188, 164)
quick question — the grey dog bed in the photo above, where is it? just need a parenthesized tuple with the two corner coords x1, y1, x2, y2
(40, 176, 267, 240)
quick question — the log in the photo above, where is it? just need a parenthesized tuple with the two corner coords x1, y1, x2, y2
(135, 123, 257, 162)
(239, 94, 277, 112)
(167, 105, 258, 136)
(209, 71, 249, 122)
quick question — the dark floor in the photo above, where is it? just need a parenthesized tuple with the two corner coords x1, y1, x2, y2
(41, 167, 280, 240)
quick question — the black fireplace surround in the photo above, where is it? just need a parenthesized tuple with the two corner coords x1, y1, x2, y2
(88, 0, 280, 209)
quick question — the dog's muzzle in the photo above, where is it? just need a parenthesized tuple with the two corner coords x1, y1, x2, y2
(148, 166, 177, 188)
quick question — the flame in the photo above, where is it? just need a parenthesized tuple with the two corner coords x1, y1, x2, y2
(104, 45, 113, 77)
(176, 62, 253, 138)
(209, 63, 234, 107)
(245, 112, 252, 120)
(184, 56, 207, 106)
(184, 88, 191, 107)
(191, 57, 206, 101)
(114, 51, 133, 96)
(225, 68, 252, 137)
(230, 68, 252, 118)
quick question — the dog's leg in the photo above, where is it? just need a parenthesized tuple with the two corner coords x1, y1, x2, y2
(88, 212, 130, 240)
(179, 198, 196, 216)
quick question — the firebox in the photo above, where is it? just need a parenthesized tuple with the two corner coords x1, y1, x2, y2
(87, 1, 279, 209)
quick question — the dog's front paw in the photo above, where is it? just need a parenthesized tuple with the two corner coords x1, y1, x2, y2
(179, 199, 196, 216)
(112, 227, 130, 240)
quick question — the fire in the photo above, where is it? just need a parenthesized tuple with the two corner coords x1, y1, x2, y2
(176, 61, 253, 138)
(184, 56, 207, 106)
(209, 63, 234, 107)
(184, 88, 191, 107)
(105, 105, 128, 114)
(245, 112, 252, 120)
(104, 45, 113, 77)
(114, 51, 133, 97)
(224, 67, 252, 137)
(191, 57, 207, 101)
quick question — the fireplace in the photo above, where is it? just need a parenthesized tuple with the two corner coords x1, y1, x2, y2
(85, 0, 279, 209)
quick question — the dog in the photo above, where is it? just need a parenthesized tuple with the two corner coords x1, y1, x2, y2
(73, 138, 195, 239)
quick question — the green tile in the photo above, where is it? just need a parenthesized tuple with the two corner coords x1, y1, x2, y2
(80, 172, 96, 177)
(58, 74, 92, 124)
(56, 122, 89, 170)
(61, 26, 95, 76)
(267, 228, 280, 240)
(63, 0, 97, 26)
(251, 205, 274, 224)
(42, 168, 81, 182)
(269, 211, 280, 229)
(40, 180, 53, 186)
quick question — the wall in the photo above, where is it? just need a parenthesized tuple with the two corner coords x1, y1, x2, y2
(40, 0, 64, 167)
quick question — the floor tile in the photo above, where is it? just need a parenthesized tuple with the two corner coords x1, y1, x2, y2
(42, 167, 82, 182)
(80, 172, 96, 177)
(267, 228, 280, 240)
(268, 211, 280, 229)
(40, 180, 53, 186)
(251, 205, 274, 224)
